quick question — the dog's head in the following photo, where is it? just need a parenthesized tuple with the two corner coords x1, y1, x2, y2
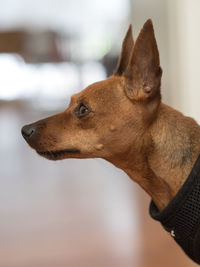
(22, 19, 162, 161)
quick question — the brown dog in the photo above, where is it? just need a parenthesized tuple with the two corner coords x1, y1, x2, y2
(21, 19, 200, 213)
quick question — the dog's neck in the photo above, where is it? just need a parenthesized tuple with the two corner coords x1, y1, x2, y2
(108, 103, 200, 211)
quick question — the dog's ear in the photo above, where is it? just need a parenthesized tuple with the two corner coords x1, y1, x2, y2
(114, 25, 134, 75)
(124, 19, 162, 101)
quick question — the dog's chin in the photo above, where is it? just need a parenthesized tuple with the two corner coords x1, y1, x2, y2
(37, 148, 80, 160)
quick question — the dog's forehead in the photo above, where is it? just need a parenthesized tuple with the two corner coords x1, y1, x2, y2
(77, 76, 123, 100)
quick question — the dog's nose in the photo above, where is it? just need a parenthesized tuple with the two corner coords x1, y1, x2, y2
(21, 124, 37, 139)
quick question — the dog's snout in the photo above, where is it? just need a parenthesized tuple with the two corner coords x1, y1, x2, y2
(21, 124, 38, 140)
(21, 121, 46, 149)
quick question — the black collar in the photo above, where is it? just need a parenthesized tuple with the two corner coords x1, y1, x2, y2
(149, 155, 200, 264)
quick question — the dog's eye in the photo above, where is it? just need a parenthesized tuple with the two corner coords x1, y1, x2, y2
(75, 103, 90, 118)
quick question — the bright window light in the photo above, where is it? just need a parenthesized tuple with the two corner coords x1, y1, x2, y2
(0, 54, 106, 104)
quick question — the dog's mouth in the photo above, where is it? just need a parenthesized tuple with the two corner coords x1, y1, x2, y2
(37, 148, 80, 160)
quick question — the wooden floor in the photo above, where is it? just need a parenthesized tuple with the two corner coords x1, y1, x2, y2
(0, 102, 198, 267)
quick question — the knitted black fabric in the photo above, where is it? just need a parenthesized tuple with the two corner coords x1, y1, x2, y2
(149, 155, 200, 264)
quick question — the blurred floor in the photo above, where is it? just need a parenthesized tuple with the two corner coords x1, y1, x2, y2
(0, 102, 198, 267)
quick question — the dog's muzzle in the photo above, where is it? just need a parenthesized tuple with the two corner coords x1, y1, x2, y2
(22, 124, 38, 140)
(21, 122, 45, 150)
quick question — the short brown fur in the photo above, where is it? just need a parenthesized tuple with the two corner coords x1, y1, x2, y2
(22, 19, 200, 211)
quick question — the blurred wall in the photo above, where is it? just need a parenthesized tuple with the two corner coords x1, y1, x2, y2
(168, 0, 200, 123)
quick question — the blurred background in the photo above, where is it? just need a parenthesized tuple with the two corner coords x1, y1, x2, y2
(0, 0, 200, 266)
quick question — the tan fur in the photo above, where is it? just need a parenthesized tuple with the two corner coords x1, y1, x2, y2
(22, 19, 200, 211)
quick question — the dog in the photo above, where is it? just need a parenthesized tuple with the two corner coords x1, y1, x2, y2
(21, 19, 200, 262)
